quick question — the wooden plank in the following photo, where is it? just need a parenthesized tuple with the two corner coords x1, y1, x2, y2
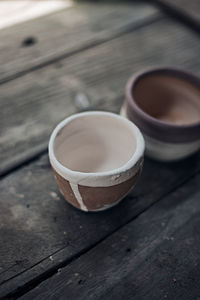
(0, 1, 158, 83)
(154, 0, 200, 24)
(0, 0, 71, 30)
(1, 18, 200, 176)
(0, 152, 200, 298)
(21, 173, 200, 300)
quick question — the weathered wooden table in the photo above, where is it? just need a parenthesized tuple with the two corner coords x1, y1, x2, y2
(0, 1, 200, 299)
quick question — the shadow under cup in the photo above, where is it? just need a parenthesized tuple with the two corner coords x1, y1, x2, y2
(125, 68, 200, 161)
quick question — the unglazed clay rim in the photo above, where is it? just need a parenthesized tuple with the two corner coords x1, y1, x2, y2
(49, 111, 145, 187)
(126, 67, 200, 143)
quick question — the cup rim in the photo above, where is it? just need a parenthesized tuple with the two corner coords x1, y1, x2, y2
(48, 111, 145, 185)
(126, 67, 200, 130)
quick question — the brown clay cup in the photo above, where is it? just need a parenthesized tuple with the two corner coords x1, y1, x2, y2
(49, 111, 144, 212)
(122, 67, 200, 161)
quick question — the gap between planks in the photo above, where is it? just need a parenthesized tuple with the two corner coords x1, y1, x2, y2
(1, 13, 200, 178)
(146, 0, 200, 32)
(0, 14, 162, 86)
(20, 171, 200, 300)
(2, 168, 200, 299)
(0, 93, 123, 179)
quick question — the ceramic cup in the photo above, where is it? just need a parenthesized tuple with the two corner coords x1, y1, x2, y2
(49, 111, 144, 212)
(121, 67, 200, 161)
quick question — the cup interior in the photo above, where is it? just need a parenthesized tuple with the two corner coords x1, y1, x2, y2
(53, 114, 137, 173)
(133, 73, 200, 125)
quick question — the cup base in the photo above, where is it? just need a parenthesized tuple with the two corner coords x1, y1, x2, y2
(63, 188, 132, 213)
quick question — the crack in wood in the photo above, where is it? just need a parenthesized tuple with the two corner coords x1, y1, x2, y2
(2, 169, 200, 299)
(0, 15, 161, 86)
(146, 0, 200, 32)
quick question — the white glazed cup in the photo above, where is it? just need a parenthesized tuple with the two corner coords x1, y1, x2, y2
(49, 111, 145, 212)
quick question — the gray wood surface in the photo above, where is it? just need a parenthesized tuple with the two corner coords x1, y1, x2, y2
(156, 0, 200, 24)
(1, 18, 200, 176)
(21, 172, 200, 300)
(0, 1, 158, 84)
(0, 152, 200, 298)
(1, 1, 200, 298)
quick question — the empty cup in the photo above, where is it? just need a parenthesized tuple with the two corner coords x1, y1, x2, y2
(122, 67, 200, 161)
(49, 111, 144, 212)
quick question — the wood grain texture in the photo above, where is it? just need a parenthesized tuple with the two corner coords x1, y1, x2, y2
(155, 0, 200, 24)
(0, 0, 71, 30)
(21, 173, 200, 300)
(1, 18, 200, 176)
(0, 152, 200, 298)
(0, 1, 158, 83)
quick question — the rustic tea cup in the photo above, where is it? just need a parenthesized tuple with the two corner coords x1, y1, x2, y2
(49, 111, 145, 212)
(122, 67, 200, 161)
